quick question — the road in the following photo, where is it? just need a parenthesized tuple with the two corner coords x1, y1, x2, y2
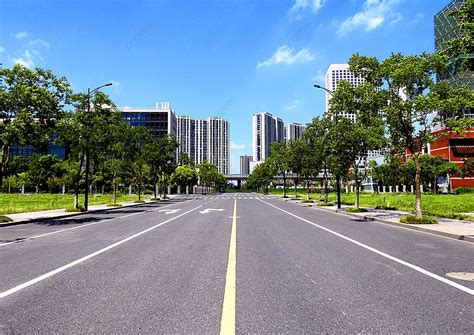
(0, 193, 473, 333)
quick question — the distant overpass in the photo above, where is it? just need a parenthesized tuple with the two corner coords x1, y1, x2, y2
(224, 173, 331, 189)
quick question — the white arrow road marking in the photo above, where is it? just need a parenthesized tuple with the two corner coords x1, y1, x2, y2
(158, 209, 181, 215)
(199, 208, 225, 214)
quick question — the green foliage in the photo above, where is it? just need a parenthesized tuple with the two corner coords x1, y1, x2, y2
(317, 202, 334, 206)
(171, 165, 198, 190)
(0, 215, 13, 223)
(0, 64, 72, 191)
(0, 193, 140, 215)
(196, 161, 226, 192)
(245, 161, 275, 193)
(65, 206, 86, 212)
(300, 199, 314, 203)
(400, 215, 438, 224)
(454, 187, 474, 194)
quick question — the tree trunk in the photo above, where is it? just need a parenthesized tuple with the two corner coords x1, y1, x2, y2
(113, 177, 117, 205)
(283, 172, 287, 198)
(306, 180, 310, 200)
(138, 183, 141, 201)
(0, 143, 12, 193)
(74, 193, 79, 209)
(355, 181, 360, 209)
(413, 155, 422, 217)
(323, 166, 329, 203)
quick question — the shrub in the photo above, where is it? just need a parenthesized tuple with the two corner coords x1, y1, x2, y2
(65, 206, 86, 212)
(400, 215, 438, 224)
(301, 199, 314, 203)
(133, 200, 145, 203)
(107, 203, 122, 207)
(454, 187, 474, 195)
(346, 207, 368, 213)
(0, 215, 13, 223)
(317, 202, 334, 206)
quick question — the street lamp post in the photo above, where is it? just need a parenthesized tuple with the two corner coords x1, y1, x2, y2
(313, 84, 342, 210)
(84, 82, 113, 211)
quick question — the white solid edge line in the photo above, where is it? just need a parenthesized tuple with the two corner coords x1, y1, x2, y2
(258, 199, 474, 296)
(0, 204, 203, 299)
(0, 201, 186, 248)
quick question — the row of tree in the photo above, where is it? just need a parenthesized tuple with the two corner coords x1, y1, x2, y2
(247, 53, 473, 217)
(0, 64, 225, 208)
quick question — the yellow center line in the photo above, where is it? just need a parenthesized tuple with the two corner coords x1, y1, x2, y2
(220, 198, 237, 335)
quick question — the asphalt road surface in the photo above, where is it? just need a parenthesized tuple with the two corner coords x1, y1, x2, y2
(0, 193, 473, 333)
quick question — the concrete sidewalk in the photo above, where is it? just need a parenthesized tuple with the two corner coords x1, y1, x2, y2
(280, 198, 474, 243)
(0, 199, 159, 227)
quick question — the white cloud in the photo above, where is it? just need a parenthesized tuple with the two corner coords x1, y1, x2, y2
(28, 39, 50, 48)
(312, 70, 326, 83)
(0, 46, 5, 53)
(337, 0, 402, 36)
(257, 45, 315, 69)
(231, 142, 246, 150)
(285, 99, 302, 111)
(291, 0, 325, 14)
(111, 80, 120, 87)
(12, 49, 42, 68)
(15, 32, 29, 39)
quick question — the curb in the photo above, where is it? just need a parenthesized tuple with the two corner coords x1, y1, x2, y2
(275, 197, 474, 244)
(321, 206, 474, 244)
(0, 200, 159, 228)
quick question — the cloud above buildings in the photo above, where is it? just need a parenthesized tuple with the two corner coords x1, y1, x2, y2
(257, 45, 315, 69)
(291, 0, 325, 14)
(15, 31, 29, 39)
(337, 0, 403, 36)
(284, 99, 302, 111)
(231, 141, 246, 150)
(0, 46, 5, 53)
(10, 37, 50, 69)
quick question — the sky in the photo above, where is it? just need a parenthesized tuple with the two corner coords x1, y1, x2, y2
(0, 0, 448, 173)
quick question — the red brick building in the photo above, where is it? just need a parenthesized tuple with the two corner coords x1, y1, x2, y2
(428, 129, 474, 189)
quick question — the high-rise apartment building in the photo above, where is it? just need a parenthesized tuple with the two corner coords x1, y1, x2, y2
(119, 102, 177, 139)
(325, 64, 366, 121)
(176, 115, 230, 174)
(252, 112, 284, 162)
(435, 0, 473, 90)
(240, 155, 253, 175)
(285, 123, 305, 142)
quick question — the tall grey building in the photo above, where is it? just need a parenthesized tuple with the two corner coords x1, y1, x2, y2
(176, 115, 230, 174)
(240, 155, 253, 175)
(285, 123, 305, 142)
(252, 112, 284, 162)
(119, 102, 177, 139)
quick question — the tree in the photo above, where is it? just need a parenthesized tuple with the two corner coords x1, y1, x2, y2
(350, 52, 473, 216)
(303, 117, 333, 202)
(0, 64, 72, 191)
(178, 152, 193, 166)
(26, 154, 65, 192)
(56, 92, 124, 207)
(268, 142, 290, 197)
(171, 165, 198, 193)
(329, 80, 386, 208)
(196, 161, 223, 194)
(245, 162, 274, 194)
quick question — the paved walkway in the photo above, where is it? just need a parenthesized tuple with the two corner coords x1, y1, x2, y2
(280, 198, 474, 243)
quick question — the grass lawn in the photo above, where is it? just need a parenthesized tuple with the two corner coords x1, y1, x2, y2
(268, 189, 474, 220)
(0, 193, 145, 215)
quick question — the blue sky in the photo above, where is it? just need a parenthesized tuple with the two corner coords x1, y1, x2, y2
(0, 0, 447, 173)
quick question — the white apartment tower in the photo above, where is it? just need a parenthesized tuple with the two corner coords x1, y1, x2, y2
(325, 64, 366, 121)
(285, 123, 305, 142)
(252, 112, 285, 162)
(176, 115, 230, 174)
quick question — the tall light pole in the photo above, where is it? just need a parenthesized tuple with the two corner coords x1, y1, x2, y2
(84, 82, 113, 211)
(313, 84, 342, 210)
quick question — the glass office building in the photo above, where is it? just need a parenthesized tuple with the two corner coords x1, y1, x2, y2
(434, 0, 473, 89)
